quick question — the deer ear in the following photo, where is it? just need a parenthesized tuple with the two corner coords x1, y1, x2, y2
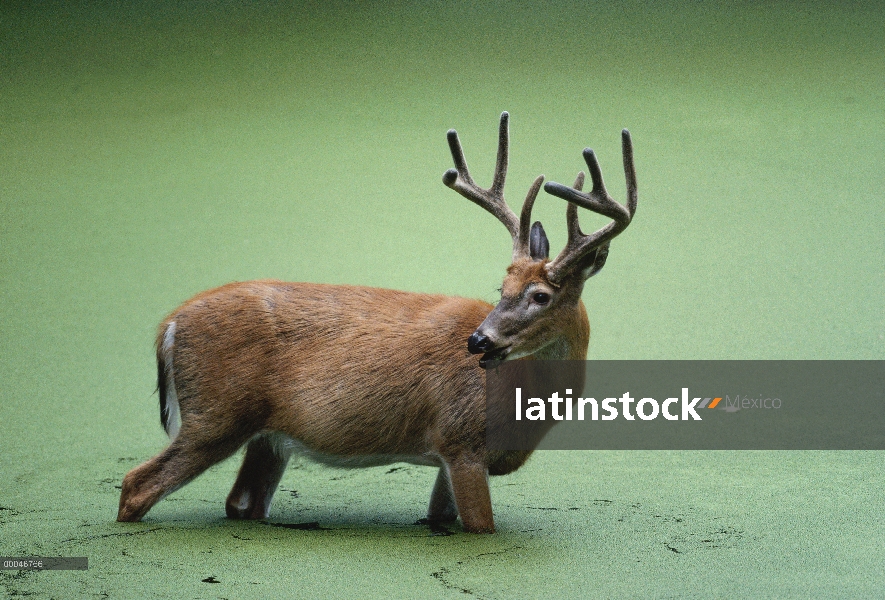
(579, 244, 610, 279)
(529, 221, 549, 260)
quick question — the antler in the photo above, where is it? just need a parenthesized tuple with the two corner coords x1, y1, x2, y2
(443, 112, 543, 261)
(543, 129, 637, 283)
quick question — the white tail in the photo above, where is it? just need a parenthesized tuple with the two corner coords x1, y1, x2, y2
(158, 321, 180, 439)
(118, 112, 638, 533)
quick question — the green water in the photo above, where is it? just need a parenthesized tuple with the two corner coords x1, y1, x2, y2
(1, 2, 883, 597)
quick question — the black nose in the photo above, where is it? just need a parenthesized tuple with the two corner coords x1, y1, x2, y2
(467, 332, 494, 354)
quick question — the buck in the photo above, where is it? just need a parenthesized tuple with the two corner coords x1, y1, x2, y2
(117, 112, 637, 533)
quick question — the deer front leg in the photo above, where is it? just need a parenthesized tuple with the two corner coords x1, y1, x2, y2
(426, 465, 458, 523)
(447, 457, 495, 534)
(226, 433, 292, 520)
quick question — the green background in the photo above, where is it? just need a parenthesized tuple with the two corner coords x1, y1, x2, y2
(1, 1, 883, 597)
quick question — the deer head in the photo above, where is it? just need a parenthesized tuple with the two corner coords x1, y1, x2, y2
(443, 112, 638, 368)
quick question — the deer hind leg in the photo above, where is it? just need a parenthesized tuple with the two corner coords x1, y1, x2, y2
(447, 456, 495, 534)
(225, 432, 293, 520)
(117, 421, 255, 522)
(426, 465, 459, 523)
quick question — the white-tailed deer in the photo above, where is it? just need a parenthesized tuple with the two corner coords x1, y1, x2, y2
(117, 112, 637, 533)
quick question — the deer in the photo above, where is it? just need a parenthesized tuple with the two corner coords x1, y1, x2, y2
(117, 112, 637, 533)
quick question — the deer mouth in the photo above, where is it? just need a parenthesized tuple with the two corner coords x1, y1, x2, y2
(479, 347, 510, 369)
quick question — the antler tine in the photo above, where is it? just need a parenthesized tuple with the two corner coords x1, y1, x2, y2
(544, 130, 637, 283)
(622, 128, 638, 218)
(491, 109, 509, 195)
(565, 171, 585, 242)
(516, 174, 545, 257)
(443, 112, 521, 241)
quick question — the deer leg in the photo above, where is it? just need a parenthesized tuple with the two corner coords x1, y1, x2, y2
(225, 433, 293, 520)
(426, 465, 458, 523)
(117, 425, 253, 522)
(447, 457, 495, 534)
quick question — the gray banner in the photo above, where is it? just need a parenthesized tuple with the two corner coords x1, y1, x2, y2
(1, 558, 88, 570)
(485, 361, 885, 450)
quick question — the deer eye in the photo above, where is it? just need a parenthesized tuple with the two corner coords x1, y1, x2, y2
(532, 292, 551, 305)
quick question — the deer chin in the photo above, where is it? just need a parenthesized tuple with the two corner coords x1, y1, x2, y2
(478, 347, 510, 370)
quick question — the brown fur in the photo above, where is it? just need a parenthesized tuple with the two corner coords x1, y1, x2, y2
(117, 274, 590, 533)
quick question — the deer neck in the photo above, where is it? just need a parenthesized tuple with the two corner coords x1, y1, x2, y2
(532, 300, 590, 361)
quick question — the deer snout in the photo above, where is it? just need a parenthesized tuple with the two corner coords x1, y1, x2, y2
(467, 332, 495, 354)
